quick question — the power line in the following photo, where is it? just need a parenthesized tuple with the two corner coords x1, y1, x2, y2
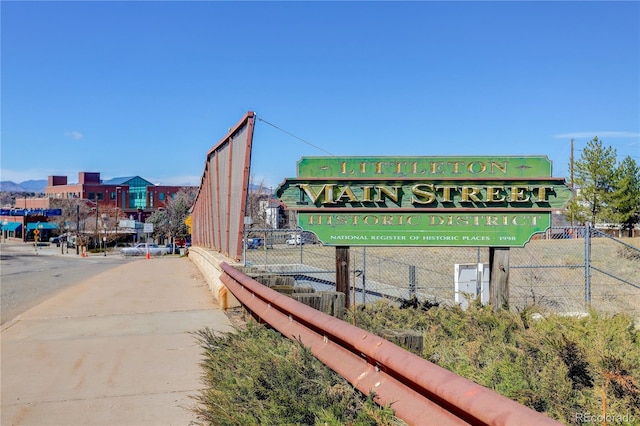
(256, 116, 335, 156)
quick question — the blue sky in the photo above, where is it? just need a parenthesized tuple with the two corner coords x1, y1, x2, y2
(2, 1, 639, 190)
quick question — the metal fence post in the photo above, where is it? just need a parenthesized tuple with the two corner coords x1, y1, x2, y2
(298, 228, 303, 264)
(409, 265, 416, 299)
(263, 229, 268, 266)
(362, 247, 367, 305)
(585, 222, 591, 306)
(242, 227, 247, 266)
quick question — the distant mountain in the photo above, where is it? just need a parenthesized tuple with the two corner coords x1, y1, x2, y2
(0, 180, 47, 193)
(0, 181, 25, 192)
(18, 180, 48, 192)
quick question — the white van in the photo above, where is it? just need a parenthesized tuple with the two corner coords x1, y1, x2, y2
(286, 232, 316, 245)
(286, 235, 302, 245)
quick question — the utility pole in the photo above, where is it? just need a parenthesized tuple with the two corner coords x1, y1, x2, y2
(570, 139, 575, 190)
(95, 197, 99, 251)
(76, 203, 80, 255)
(115, 187, 121, 240)
(570, 139, 575, 227)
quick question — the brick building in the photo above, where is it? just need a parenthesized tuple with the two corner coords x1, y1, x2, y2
(44, 172, 191, 218)
(1, 171, 194, 242)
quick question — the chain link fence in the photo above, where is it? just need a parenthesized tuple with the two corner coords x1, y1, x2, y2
(242, 225, 640, 316)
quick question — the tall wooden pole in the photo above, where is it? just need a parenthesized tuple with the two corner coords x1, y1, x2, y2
(489, 247, 510, 310)
(76, 203, 80, 255)
(336, 246, 350, 310)
(570, 139, 575, 227)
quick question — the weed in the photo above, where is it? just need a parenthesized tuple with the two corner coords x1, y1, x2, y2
(345, 302, 640, 424)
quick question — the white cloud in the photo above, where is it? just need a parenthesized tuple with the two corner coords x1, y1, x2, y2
(146, 175, 202, 187)
(65, 131, 84, 140)
(553, 131, 640, 139)
(249, 174, 280, 191)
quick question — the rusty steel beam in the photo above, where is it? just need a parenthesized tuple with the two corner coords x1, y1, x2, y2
(220, 272, 466, 425)
(220, 263, 561, 426)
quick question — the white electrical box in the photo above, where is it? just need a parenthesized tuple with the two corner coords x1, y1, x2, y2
(454, 263, 490, 309)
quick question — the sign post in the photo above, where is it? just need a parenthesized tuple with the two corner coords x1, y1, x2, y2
(143, 223, 154, 259)
(33, 228, 40, 253)
(276, 156, 573, 310)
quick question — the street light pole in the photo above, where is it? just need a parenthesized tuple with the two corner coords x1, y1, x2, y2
(115, 186, 121, 239)
(76, 203, 80, 255)
(95, 196, 99, 250)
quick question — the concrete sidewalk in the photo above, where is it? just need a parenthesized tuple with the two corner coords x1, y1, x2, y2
(1, 256, 234, 426)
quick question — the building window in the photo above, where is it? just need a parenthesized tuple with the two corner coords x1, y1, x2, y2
(97, 193, 104, 201)
(159, 193, 165, 201)
(89, 192, 95, 200)
(126, 177, 152, 209)
(110, 192, 116, 200)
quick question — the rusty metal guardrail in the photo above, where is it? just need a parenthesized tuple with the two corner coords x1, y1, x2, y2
(220, 262, 561, 426)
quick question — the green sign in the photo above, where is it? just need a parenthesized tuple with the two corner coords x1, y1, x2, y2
(299, 212, 550, 247)
(297, 156, 552, 179)
(275, 156, 572, 247)
(276, 179, 572, 210)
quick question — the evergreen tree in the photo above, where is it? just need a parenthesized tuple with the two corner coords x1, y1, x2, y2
(572, 137, 617, 224)
(610, 156, 640, 236)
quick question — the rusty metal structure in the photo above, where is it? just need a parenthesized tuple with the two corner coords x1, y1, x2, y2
(191, 112, 255, 260)
(219, 262, 561, 426)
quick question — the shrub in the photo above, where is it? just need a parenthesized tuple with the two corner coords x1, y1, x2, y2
(346, 302, 640, 424)
(191, 324, 405, 426)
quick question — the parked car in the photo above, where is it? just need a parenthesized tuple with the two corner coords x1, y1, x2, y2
(165, 243, 181, 254)
(49, 236, 63, 247)
(244, 238, 263, 249)
(286, 236, 303, 245)
(120, 243, 168, 256)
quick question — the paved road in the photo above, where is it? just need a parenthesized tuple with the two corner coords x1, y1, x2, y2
(1, 247, 234, 426)
(1, 242, 135, 325)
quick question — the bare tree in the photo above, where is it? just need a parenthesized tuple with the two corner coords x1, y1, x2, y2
(246, 178, 274, 229)
(147, 187, 197, 252)
(48, 198, 94, 253)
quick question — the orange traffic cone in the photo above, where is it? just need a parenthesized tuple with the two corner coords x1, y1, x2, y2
(146, 251, 150, 260)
